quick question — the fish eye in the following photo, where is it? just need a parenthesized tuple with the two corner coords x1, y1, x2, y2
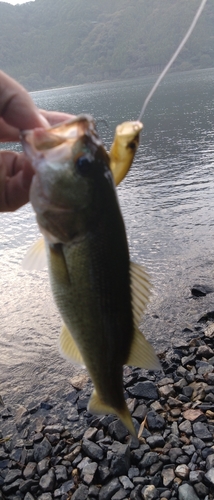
(76, 156, 91, 175)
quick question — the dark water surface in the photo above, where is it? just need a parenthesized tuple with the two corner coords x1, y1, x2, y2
(1, 69, 214, 404)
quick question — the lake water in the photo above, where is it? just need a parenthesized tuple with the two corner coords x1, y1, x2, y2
(1, 69, 214, 404)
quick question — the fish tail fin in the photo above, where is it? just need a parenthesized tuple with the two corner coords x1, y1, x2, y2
(88, 390, 136, 437)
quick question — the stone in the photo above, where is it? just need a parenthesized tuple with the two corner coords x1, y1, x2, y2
(189, 470, 204, 483)
(194, 482, 209, 497)
(82, 461, 98, 485)
(112, 489, 128, 500)
(108, 419, 128, 441)
(146, 411, 165, 431)
(193, 422, 212, 440)
(34, 437, 52, 462)
(175, 464, 189, 479)
(178, 483, 200, 500)
(24, 494, 35, 500)
(82, 439, 104, 461)
(69, 374, 89, 390)
(161, 468, 175, 488)
(119, 475, 134, 490)
(55, 464, 68, 482)
(140, 452, 159, 469)
(182, 409, 204, 422)
(4, 469, 22, 484)
(110, 443, 130, 476)
(142, 484, 158, 500)
(204, 466, 214, 486)
(206, 453, 214, 469)
(53, 480, 74, 497)
(158, 385, 175, 398)
(37, 457, 50, 476)
(99, 478, 121, 500)
(71, 484, 89, 500)
(178, 419, 192, 435)
(39, 468, 55, 492)
(146, 434, 165, 449)
(23, 462, 37, 479)
(128, 381, 158, 400)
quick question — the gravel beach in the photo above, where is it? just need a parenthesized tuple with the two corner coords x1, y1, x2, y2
(1, 321, 214, 500)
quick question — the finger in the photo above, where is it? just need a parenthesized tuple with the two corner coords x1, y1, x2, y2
(0, 70, 48, 130)
(39, 109, 76, 126)
(0, 151, 34, 211)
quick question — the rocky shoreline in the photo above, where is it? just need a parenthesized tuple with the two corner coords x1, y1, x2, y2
(1, 320, 214, 500)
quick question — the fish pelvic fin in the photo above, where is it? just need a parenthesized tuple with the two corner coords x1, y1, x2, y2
(129, 261, 161, 371)
(88, 390, 136, 437)
(22, 237, 47, 270)
(59, 323, 85, 366)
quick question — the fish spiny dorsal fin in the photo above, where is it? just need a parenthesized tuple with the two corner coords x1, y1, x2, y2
(22, 237, 47, 270)
(88, 390, 136, 437)
(59, 323, 85, 366)
(128, 261, 162, 371)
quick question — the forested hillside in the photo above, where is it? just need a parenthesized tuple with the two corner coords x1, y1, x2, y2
(0, 0, 213, 91)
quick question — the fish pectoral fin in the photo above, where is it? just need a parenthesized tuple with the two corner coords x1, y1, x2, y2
(59, 323, 85, 366)
(88, 390, 136, 437)
(127, 326, 161, 371)
(22, 237, 47, 271)
(130, 261, 152, 327)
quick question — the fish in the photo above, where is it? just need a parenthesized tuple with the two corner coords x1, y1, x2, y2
(22, 114, 161, 436)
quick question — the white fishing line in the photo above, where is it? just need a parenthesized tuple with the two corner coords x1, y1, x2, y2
(138, 0, 208, 121)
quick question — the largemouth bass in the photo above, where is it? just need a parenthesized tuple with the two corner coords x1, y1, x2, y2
(22, 115, 161, 436)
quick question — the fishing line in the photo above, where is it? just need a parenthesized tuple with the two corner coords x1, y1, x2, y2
(138, 0, 208, 121)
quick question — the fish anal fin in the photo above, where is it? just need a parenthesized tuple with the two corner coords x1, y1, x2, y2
(59, 323, 84, 366)
(127, 327, 161, 371)
(88, 390, 136, 437)
(130, 261, 152, 327)
(22, 237, 47, 271)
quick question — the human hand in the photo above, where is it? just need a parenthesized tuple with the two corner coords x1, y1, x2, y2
(0, 70, 75, 211)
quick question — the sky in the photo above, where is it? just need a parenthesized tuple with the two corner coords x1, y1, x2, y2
(1, 0, 34, 4)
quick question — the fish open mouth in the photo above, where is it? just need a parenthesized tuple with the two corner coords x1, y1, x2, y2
(21, 114, 102, 165)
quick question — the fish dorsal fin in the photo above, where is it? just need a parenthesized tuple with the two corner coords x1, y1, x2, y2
(88, 389, 136, 437)
(22, 237, 47, 271)
(128, 261, 161, 371)
(59, 323, 85, 366)
(130, 261, 151, 327)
